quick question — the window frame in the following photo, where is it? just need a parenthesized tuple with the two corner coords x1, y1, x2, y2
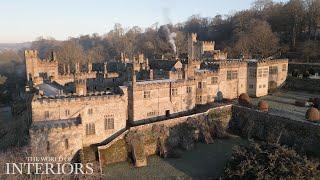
(105, 117, 114, 130)
(143, 91, 151, 99)
(86, 123, 95, 135)
(211, 77, 218, 84)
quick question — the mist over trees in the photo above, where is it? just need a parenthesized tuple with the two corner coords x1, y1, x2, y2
(0, 50, 25, 104)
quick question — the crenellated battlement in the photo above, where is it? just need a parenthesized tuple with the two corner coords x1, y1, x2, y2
(248, 58, 289, 66)
(202, 41, 215, 46)
(29, 118, 82, 133)
(33, 90, 125, 103)
(133, 79, 196, 90)
(214, 60, 248, 68)
(194, 69, 219, 78)
(24, 50, 39, 59)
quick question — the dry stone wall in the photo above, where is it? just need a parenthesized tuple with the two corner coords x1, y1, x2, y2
(230, 105, 320, 156)
(285, 76, 320, 92)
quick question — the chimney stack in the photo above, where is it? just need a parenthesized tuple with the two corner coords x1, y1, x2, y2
(88, 62, 92, 73)
(104, 62, 108, 73)
(75, 62, 80, 74)
(67, 64, 71, 74)
(63, 64, 66, 74)
(149, 69, 153, 80)
(132, 67, 136, 86)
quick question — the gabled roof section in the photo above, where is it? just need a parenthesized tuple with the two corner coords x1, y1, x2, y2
(149, 59, 182, 71)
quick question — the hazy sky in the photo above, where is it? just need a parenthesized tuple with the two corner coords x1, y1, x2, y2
(0, 0, 287, 43)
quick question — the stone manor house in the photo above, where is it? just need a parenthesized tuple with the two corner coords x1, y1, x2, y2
(25, 33, 288, 159)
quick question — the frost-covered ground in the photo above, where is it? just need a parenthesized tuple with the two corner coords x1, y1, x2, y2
(103, 137, 247, 180)
(251, 90, 319, 121)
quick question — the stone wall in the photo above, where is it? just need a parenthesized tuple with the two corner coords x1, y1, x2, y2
(230, 105, 320, 156)
(29, 120, 83, 159)
(130, 80, 197, 123)
(99, 104, 320, 170)
(29, 87, 128, 159)
(288, 62, 320, 74)
(98, 105, 232, 169)
(285, 76, 320, 92)
(98, 130, 129, 168)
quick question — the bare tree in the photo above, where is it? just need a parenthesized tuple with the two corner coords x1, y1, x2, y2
(56, 40, 86, 68)
(235, 20, 279, 58)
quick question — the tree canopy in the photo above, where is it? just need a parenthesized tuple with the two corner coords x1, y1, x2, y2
(26, 0, 320, 63)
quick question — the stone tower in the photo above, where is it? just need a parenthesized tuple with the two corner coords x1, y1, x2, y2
(188, 33, 197, 60)
(25, 50, 39, 81)
(75, 79, 87, 95)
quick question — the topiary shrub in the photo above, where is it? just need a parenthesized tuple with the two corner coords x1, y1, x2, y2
(305, 107, 320, 121)
(238, 93, 251, 107)
(216, 91, 223, 102)
(258, 100, 269, 112)
(313, 97, 320, 109)
(303, 71, 310, 78)
(221, 142, 320, 179)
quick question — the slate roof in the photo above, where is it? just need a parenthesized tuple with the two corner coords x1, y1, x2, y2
(92, 62, 126, 73)
(149, 59, 178, 71)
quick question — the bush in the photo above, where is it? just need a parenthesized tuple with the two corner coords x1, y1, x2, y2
(221, 142, 320, 179)
(305, 107, 320, 121)
(258, 100, 269, 112)
(238, 93, 251, 107)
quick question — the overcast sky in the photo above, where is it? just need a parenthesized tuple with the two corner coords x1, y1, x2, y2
(0, 0, 287, 43)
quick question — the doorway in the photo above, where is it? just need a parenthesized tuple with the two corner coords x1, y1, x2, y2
(165, 110, 170, 118)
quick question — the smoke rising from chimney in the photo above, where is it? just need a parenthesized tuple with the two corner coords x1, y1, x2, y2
(163, 25, 177, 54)
(162, 8, 177, 54)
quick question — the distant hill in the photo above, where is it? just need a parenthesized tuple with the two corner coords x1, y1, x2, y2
(0, 42, 31, 52)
